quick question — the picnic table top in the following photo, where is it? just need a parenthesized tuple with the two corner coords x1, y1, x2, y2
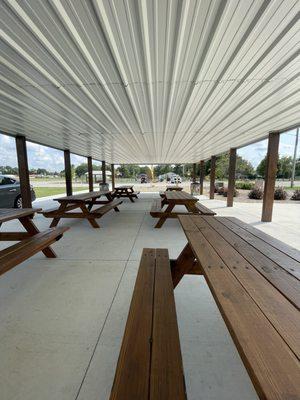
(178, 214, 300, 399)
(53, 190, 111, 203)
(0, 208, 41, 223)
(114, 185, 134, 190)
(165, 190, 198, 202)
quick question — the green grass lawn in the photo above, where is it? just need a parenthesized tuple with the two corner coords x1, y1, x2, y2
(34, 186, 87, 198)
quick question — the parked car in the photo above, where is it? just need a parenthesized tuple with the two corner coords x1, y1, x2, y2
(138, 173, 149, 183)
(170, 175, 182, 184)
(0, 175, 36, 208)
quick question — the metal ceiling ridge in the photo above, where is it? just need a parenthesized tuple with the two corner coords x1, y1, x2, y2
(6, 77, 297, 89)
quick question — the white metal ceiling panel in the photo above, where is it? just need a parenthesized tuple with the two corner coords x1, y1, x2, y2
(0, 0, 299, 163)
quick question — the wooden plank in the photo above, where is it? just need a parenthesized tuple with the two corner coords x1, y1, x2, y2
(0, 227, 68, 276)
(91, 200, 122, 215)
(0, 208, 40, 223)
(226, 217, 300, 263)
(0, 232, 31, 241)
(227, 148, 236, 207)
(165, 191, 197, 203)
(87, 156, 93, 192)
(150, 249, 186, 399)
(203, 217, 300, 310)
(195, 203, 216, 215)
(64, 149, 72, 196)
(178, 215, 199, 231)
(15, 136, 32, 208)
(184, 227, 300, 400)
(110, 249, 155, 400)
(209, 155, 216, 199)
(216, 217, 300, 280)
(193, 216, 300, 358)
(262, 132, 280, 222)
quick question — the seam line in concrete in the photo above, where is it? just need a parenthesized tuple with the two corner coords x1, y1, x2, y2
(74, 211, 147, 400)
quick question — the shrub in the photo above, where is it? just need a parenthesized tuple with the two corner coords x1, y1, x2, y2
(291, 189, 300, 200)
(274, 187, 287, 200)
(214, 182, 224, 193)
(223, 188, 238, 197)
(235, 181, 255, 190)
(248, 188, 263, 199)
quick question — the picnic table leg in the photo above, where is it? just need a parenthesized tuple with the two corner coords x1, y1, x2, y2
(154, 203, 175, 228)
(87, 197, 97, 211)
(105, 193, 120, 211)
(19, 216, 57, 258)
(79, 204, 100, 228)
(170, 243, 202, 287)
(49, 203, 66, 228)
(125, 189, 135, 202)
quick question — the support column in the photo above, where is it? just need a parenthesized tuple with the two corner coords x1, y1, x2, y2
(209, 156, 216, 199)
(102, 161, 106, 184)
(291, 127, 299, 188)
(192, 163, 196, 183)
(111, 164, 115, 190)
(87, 156, 93, 192)
(199, 160, 205, 195)
(15, 136, 32, 208)
(262, 132, 280, 222)
(64, 149, 72, 196)
(227, 148, 237, 207)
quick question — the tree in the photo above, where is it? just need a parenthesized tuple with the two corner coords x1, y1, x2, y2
(277, 156, 293, 179)
(236, 156, 255, 179)
(117, 164, 141, 178)
(256, 155, 294, 179)
(154, 164, 172, 177)
(0, 165, 18, 175)
(256, 156, 267, 177)
(75, 163, 88, 177)
(36, 168, 48, 175)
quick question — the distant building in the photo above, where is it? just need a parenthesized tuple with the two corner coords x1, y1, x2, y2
(84, 170, 112, 183)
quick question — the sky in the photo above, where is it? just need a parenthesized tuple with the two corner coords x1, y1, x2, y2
(0, 129, 299, 171)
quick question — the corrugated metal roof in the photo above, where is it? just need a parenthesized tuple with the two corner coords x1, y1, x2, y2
(0, 0, 299, 163)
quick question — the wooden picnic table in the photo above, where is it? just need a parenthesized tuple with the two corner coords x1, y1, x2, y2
(0, 208, 68, 276)
(39, 191, 122, 229)
(113, 185, 139, 202)
(173, 215, 300, 400)
(151, 191, 215, 228)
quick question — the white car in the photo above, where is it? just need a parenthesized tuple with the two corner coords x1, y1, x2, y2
(170, 175, 182, 184)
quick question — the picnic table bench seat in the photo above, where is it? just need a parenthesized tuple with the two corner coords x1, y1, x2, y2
(195, 202, 216, 215)
(110, 248, 186, 400)
(90, 199, 122, 215)
(0, 227, 68, 276)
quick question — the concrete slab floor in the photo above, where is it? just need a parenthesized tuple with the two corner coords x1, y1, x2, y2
(0, 193, 299, 400)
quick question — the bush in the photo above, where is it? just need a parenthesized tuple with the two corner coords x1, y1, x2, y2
(248, 188, 263, 199)
(291, 189, 300, 200)
(274, 187, 287, 200)
(214, 182, 224, 193)
(235, 181, 255, 190)
(222, 188, 238, 197)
